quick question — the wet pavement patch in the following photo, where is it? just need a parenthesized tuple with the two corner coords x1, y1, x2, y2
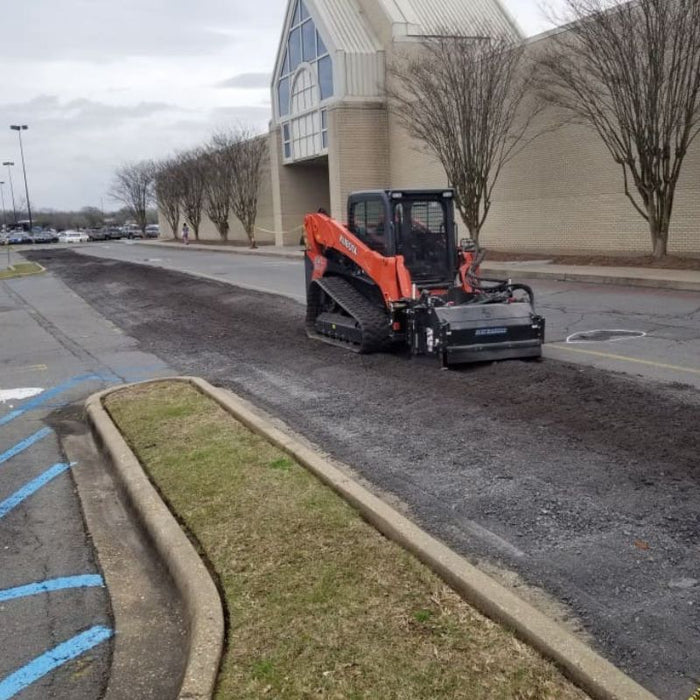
(567, 329, 646, 342)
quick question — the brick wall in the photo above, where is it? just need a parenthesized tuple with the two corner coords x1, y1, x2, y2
(383, 34, 700, 256)
(328, 102, 390, 222)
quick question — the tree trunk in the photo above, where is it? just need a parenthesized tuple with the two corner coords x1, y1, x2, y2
(193, 224, 199, 241)
(217, 221, 229, 241)
(652, 231, 667, 259)
(648, 207, 668, 260)
(247, 226, 257, 249)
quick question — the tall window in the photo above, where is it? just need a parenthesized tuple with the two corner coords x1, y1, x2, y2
(277, 0, 333, 161)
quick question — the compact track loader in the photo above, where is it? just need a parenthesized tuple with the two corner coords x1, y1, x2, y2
(304, 189, 544, 367)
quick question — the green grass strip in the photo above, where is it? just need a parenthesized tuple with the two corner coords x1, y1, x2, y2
(0, 262, 44, 279)
(106, 382, 585, 700)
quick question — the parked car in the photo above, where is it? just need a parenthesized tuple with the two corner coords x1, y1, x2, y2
(106, 227, 123, 240)
(32, 231, 59, 244)
(145, 224, 160, 238)
(124, 226, 143, 239)
(87, 228, 107, 241)
(58, 230, 90, 243)
(4, 232, 34, 245)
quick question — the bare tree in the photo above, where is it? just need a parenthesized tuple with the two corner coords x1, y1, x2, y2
(155, 157, 185, 239)
(81, 206, 103, 228)
(203, 135, 236, 241)
(109, 161, 155, 233)
(178, 148, 207, 241)
(202, 128, 267, 245)
(229, 132, 267, 249)
(538, 0, 700, 258)
(388, 31, 540, 243)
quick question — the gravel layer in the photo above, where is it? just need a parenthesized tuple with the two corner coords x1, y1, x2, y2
(28, 249, 700, 700)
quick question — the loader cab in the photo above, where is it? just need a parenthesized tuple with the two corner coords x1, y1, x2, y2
(347, 189, 457, 286)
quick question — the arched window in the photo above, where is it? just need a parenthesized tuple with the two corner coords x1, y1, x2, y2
(291, 67, 317, 113)
(277, 0, 333, 161)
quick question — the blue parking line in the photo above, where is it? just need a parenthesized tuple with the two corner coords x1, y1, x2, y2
(0, 463, 71, 519)
(0, 427, 52, 467)
(0, 625, 113, 699)
(0, 372, 121, 427)
(0, 575, 104, 603)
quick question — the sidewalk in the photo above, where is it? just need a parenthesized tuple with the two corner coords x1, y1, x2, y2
(481, 260, 700, 292)
(138, 239, 304, 260)
(139, 239, 700, 292)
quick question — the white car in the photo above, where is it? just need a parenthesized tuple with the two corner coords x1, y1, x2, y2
(58, 230, 90, 243)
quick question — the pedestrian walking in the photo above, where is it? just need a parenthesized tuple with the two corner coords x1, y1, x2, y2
(182, 222, 189, 245)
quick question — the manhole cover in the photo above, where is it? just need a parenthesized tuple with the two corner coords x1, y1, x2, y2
(567, 329, 647, 343)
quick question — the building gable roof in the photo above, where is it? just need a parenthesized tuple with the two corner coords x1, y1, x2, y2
(376, 0, 522, 40)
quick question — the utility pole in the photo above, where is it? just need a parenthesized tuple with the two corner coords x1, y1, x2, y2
(0, 181, 6, 230)
(2, 162, 17, 226)
(10, 126, 32, 231)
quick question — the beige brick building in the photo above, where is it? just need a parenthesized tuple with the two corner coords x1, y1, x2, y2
(168, 0, 700, 255)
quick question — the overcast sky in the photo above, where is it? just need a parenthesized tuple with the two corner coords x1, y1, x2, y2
(0, 0, 559, 212)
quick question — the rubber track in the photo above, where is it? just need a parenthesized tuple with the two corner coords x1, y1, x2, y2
(310, 276, 390, 353)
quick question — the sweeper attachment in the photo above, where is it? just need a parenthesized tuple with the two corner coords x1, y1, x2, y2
(304, 189, 544, 367)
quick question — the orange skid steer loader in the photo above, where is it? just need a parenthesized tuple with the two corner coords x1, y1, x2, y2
(304, 189, 544, 367)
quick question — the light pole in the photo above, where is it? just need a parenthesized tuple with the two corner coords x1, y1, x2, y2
(2, 162, 17, 226)
(10, 125, 32, 231)
(0, 181, 6, 230)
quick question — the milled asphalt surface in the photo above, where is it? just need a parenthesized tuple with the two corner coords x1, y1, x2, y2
(73, 241, 700, 389)
(25, 247, 700, 700)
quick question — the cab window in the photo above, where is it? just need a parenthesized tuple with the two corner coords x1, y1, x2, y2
(348, 198, 387, 254)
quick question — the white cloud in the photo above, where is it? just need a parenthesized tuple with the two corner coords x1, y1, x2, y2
(217, 73, 272, 89)
(0, 0, 561, 210)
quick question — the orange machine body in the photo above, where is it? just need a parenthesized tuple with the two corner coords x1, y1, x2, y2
(303, 212, 479, 303)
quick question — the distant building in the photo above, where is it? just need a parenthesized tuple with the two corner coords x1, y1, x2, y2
(161, 0, 700, 254)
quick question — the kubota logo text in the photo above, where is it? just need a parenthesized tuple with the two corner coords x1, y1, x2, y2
(339, 235, 358, 256)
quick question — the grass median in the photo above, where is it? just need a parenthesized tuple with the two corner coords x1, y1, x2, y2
(105, 381, 586, 699)
(0, 261, 43, 279)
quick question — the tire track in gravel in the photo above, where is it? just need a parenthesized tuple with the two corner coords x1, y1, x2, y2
(27, 249, 700, 700)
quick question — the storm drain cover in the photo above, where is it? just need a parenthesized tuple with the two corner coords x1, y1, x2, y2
(567, 329, 647, 343)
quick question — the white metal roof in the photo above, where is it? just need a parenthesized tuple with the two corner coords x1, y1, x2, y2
(315, 0, 382, 55)
(376, 0, 522, 40)
(270, 0, 523, 110)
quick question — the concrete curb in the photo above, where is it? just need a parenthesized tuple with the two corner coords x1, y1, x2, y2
(89, 375, 657, 700)
(86, 388, 225, 700)
(138, 240, 304, 260)
(482, 264, 700, 292)
(161, 375, 652, 700)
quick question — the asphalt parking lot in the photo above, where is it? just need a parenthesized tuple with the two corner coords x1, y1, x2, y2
(24, 248, 700, 699)
(0, 268, 174, 698)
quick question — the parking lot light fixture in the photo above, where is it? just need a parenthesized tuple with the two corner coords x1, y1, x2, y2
(2, 162, 17, 226)
(0, 181, 6, 229)
(10, 126, 32, 231)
